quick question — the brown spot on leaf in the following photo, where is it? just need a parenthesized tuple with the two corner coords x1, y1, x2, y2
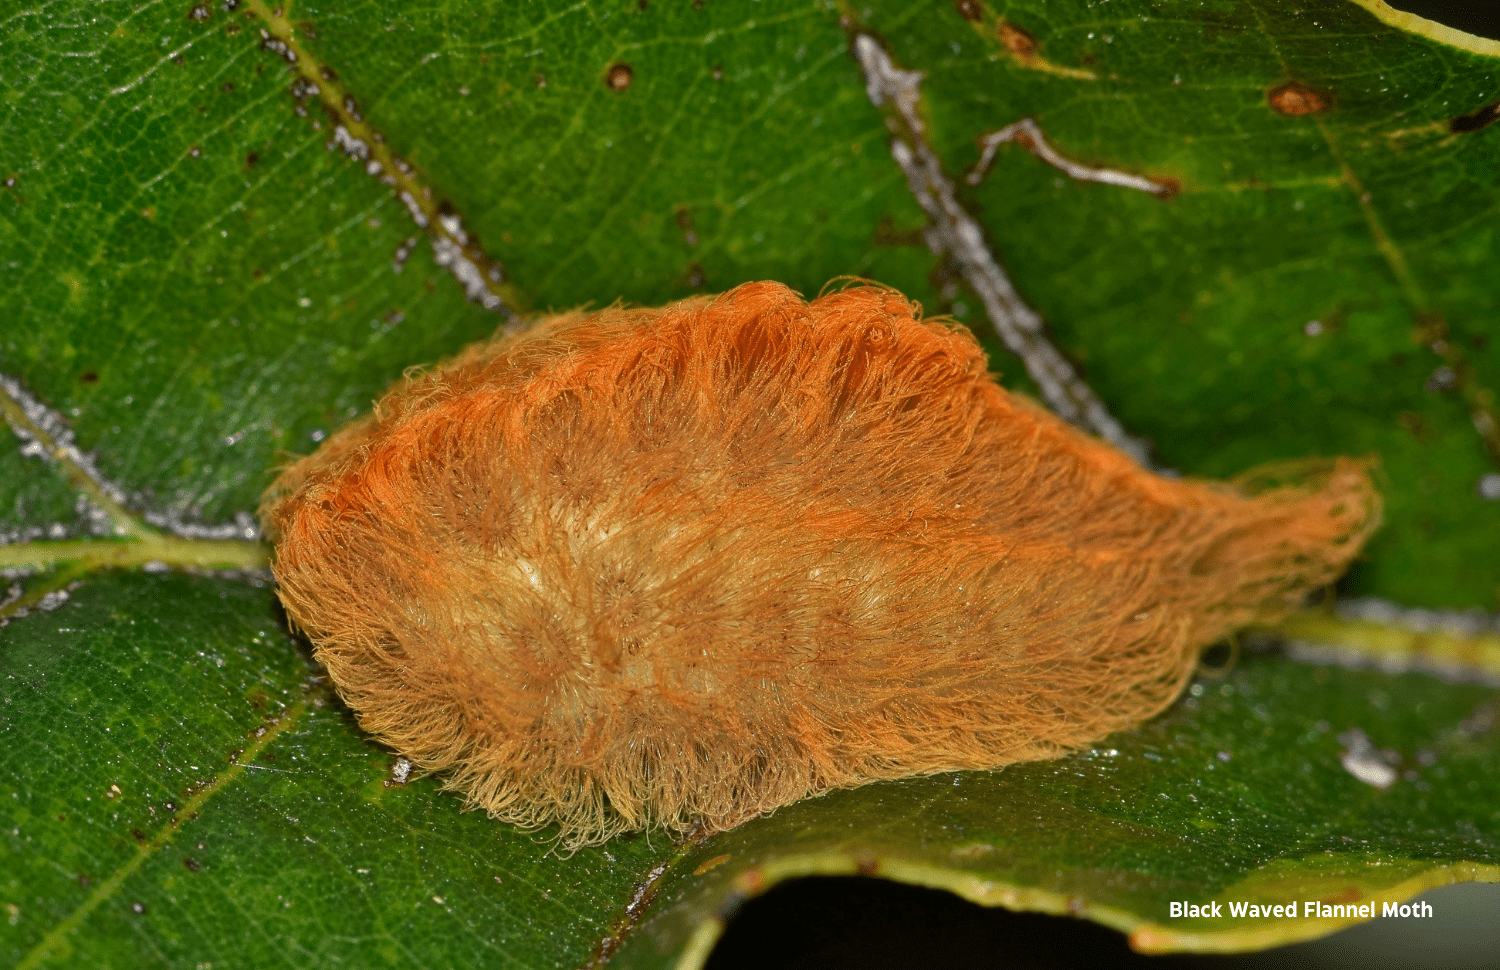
(1268, 81, 1331, 117)
(183, 857, 201, 872)
(1425, 367, 1458, 393)
(1414, 309, 1448, 345)
(686, 263, 706, 288)
(1397, 412, 1429, 442)
(225, 22, 240, 36)
(79, 371, 99, 384)
(245, 151, 259, 167)
(221, 81, 235, 93)
(534, 72, 546, 89)
(999, 20, 1037, 61)
(692, 853, 731, 875)
(321, 66, 337, 82)
(1451, 100, 1500, 134)
(855, 855, 879, 876)
(873, 214, 925, 248)
(954, 0, 982, 21)
(606, 62, 634, 91)
(131, 829, 146, 842)
(674, 205, 698, 247)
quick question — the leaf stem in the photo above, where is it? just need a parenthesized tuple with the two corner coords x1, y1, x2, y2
(0, 375, 152, 541)
(1266, 610, 1500, 683)
(242, 0, 523, 316)
(0, 536, 267, 574)
(1, 373, 268, 576)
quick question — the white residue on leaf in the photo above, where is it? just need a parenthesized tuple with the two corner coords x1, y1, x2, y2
(330, 125, 370, 162)
(432, 214, 504, 311)
(967, 118, 1175, 195)
(0, 373, 127, 542)
(852, 34, 1152, 467)
(142, 508, 260, 542)
(1337, 727, 1398, 790)
(399, 191, 429, 228)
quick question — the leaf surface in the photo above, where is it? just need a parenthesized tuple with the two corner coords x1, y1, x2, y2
(1, 573, 671, 969)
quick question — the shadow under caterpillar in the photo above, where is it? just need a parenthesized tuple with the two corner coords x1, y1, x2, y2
(260, 281, 1380, 847)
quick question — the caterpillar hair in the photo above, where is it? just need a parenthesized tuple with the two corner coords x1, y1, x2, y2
(261, 281, 1380, 847)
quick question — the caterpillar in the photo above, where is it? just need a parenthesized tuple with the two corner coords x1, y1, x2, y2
(260, 281, 1380, 847)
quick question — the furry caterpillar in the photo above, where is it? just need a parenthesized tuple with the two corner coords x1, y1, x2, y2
(261, 281, 1379, 846)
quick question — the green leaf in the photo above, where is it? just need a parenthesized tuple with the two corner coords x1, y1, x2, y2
(612, 642, 1500, 965)
(2, 0, 1498, 967)
(1, 572, 674, 969)
(866, 0, 1500, 607)
(4, 576, 1498, 967)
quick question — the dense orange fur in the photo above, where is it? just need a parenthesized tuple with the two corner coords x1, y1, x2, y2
(261, 281, 1380, 846)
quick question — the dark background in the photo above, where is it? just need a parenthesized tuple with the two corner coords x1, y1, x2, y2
(704, 878, 1498, 970)
(705, 3, 1500, 967)
(1388, 0, 1500, 40)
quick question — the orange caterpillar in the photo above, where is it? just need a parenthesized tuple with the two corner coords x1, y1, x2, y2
(261, 281, 1379, 846)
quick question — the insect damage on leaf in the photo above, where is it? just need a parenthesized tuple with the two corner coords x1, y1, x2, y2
(260, 281, 1380, 847)
(1450, 99, 1500, 134)
(1267, 81, 1332, 116)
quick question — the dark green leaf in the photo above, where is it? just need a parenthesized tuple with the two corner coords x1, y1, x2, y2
(613, 647, 1500, 965)
(1, 573, 671, 969)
